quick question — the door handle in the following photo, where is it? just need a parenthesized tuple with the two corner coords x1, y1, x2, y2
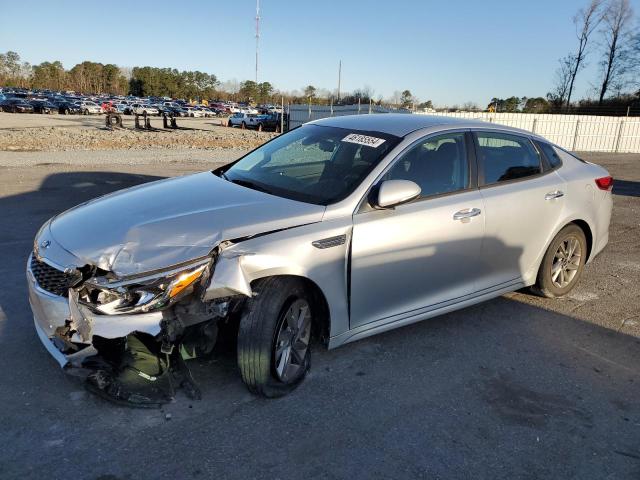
(453, 208, 482, 221)
(545, 190, 564, 200)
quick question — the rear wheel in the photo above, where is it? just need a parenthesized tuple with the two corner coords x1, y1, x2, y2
(534, 224, 587, 298)
(237, 277, 313, 397)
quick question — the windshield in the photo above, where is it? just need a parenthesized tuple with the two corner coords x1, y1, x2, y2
(221, 124, 401, 205)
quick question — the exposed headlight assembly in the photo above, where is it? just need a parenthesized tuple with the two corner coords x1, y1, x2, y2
(81, 260, 210, 315)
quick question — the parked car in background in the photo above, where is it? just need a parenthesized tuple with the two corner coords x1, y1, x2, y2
(162, 101, 182, 109)
(76, 101, 102, 115)
(29, 99, 58, 114)
(53, 99, 81, 114)
(0, 98, 35, 113)
(131, 103, 159, 115)
(183, 106, 205, 117)
(101, 101, 115, 113)
(159, 105, 188, 117)
(227, 112, 278, 130)
(195, 106, 215, 117)
(238, 106, 259, 114)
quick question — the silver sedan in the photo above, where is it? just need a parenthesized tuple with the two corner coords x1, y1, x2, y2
(27, 114, 613, 404)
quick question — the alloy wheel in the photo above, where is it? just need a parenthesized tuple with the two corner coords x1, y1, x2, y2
(551, 236, 582, 288)
(273, 298, 311, 383)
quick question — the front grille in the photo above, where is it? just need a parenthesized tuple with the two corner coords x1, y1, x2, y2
(30, 255, 78, 297)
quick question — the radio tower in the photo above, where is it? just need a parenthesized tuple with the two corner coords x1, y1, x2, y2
(255, 0, 260, 84)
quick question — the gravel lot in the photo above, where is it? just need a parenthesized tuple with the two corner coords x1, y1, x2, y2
(0, 112, 275, 152)
(0, 134, 638, 478)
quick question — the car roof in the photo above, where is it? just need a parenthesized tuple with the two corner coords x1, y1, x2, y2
(310, 113, 532, 138)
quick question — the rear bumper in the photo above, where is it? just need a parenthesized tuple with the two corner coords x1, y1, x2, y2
(591, 191, 613, 261)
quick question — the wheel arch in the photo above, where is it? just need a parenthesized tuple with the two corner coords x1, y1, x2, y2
(570, 219, 593, 262)
(249, 274, 331, 347)
(527, 216, 597, 285)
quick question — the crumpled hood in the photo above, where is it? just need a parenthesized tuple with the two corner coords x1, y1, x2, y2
(47, 172, 325, 276)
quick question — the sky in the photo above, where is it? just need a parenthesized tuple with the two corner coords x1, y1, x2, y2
(1, 0, 638, 106)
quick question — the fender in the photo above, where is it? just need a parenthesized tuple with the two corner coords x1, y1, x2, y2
(203, 218, 354, 339)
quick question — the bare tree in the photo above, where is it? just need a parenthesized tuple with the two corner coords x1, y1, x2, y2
(548, 55, 575, 108)
(565, 0, 605, 109)
(597, 0, 634, 104)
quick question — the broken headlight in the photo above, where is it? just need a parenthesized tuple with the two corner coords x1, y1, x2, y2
(80, 261, 209, 315)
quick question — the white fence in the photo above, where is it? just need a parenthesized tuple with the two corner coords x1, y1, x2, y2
(423, 112, 640, 153)
(287, 105, 640, 153)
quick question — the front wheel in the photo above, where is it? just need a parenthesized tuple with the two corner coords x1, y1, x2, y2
(237, 277, 313, 397)
(533, 224, 587, 298)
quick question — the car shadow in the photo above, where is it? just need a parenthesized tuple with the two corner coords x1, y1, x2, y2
(613, 179, 640, 197)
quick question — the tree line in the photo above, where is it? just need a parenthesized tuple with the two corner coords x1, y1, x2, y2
(0, 52, 130, 95)
(0, 52, 222, 100)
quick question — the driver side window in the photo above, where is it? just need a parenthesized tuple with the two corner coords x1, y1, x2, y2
(384, 132, 469, 198)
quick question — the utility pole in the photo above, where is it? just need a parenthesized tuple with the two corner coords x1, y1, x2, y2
(255, 0, 260, 84)
(337, 60, 341, 103)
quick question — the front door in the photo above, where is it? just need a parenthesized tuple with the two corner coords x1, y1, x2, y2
(350, 131, 486, 329)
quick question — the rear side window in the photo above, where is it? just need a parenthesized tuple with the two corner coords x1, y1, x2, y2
(475, 132, 542, 185)
(537, 142, 563, 169)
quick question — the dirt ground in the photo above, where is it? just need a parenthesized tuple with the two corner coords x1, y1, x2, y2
(0, 112, 276, 152)
(0, 134, 638, 478)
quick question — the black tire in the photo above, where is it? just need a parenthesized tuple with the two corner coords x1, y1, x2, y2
(237, 277, 313, 398)
(533, 224, 587, 298)
(83, 109, 88, 115)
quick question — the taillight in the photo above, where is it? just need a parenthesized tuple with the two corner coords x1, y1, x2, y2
(595, 176, 614, 191)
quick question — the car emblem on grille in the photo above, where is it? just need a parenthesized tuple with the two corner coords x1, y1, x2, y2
(40, 240, 51, 249)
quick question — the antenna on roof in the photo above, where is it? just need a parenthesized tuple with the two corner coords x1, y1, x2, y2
(255, 0, 260, 84)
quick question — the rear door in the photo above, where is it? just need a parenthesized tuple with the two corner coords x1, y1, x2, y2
(472, 130, 566, 289)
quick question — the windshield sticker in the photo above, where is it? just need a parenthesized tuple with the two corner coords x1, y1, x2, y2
(341, 133, 386, 148)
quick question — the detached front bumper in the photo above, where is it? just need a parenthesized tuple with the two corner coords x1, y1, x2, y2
(27, 254, 164, 369)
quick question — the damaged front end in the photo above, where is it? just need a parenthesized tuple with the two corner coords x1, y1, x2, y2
(28, 245, 247, 408)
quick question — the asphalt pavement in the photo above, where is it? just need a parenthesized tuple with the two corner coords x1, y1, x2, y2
(0, 153, 638, 479)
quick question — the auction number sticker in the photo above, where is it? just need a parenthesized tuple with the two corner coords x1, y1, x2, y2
(341, 133, 386, 148)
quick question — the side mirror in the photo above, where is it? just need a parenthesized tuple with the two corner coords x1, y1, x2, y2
(376, 180, 421, 208)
